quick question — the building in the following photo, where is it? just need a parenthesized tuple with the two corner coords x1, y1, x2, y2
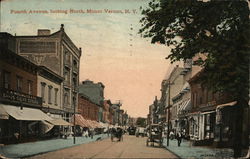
(37, 66, 64, 119)
(79, 80, 104, 122)
(110, 101, 122, 126)
(13, 25, 82, 122)
(78, 94, 99, 121)
(0, 48, 52, 144)
(103, 100, 112, 124)
(164, 65, 184, 131)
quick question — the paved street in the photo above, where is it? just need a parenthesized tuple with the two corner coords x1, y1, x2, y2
(25, 135, 178, 159)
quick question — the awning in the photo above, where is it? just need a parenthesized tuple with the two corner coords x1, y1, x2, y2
(216, 101, 237, 110)
(2, 105, 52, 121)
(178, 99, 191, 113)
(72, 114, 92, 128)
(0, 105, 9, 119)
(41, 121, 54, 133)
(47, 119, 72, 126)
(201, 110, 216, 115)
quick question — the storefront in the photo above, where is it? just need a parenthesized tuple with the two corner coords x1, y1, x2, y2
(214, 101, 237, 147)
(0, 104, 52, 144)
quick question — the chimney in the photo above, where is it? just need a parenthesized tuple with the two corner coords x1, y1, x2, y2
(37, 29, 50, 36)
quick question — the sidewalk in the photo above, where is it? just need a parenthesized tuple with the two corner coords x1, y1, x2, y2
(0, 134, 108, 158)
(163, 138, 234, 159)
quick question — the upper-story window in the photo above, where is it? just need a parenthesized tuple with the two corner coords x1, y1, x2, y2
(64, 92, 69, 106)
(16, 76, 23, 92)
(73, 60, 77, 68)
(27, 80, 33, 95)
(48, 85, 53, 104)
(3, 71, 11, 89)
(41, 82, 46, 103)
(54, 88, 58, 105)
(65, 51, 70, 64)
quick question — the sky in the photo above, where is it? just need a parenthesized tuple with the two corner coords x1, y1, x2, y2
(0, 0, 180, 117)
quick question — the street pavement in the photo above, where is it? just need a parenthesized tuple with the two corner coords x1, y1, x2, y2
(0, 134, 242, 159)
(24, 135, 178, 159)
(163, 138, 234, 159)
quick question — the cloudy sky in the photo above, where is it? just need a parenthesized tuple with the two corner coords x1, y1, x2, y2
(1, 0, 180, 117)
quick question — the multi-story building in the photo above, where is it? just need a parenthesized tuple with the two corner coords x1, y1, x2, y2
(79, 80, 104, 122)
(103, 100, 112, 124)
(78, 94, 99, 121)
(0, 48, 52, 144)
(13, 25, 82, 122)
(163, 65, 184, 131)
(37, 66, 64, 119)
(111, 101, 122, 126)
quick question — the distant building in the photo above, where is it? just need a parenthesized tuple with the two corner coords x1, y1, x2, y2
(103, 100, 112, 124)
(78, 94, 99, 121)
(79, 80, 105, 122)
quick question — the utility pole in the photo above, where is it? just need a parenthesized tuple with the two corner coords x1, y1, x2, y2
(167, 80, 171, 146)
(73, 100, 76, 144)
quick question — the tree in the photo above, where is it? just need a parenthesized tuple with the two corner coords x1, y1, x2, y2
(139, 0, 249, 157)
(136, 117, 146, 127)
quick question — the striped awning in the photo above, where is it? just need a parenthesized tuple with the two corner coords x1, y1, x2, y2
(72, 114, 92, 128)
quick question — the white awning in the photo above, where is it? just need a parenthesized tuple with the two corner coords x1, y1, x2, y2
(2, 105, 52, 121)
(216, 101, 237, 110)
(0, 105, 9, 119)
(47, 119, 72, 126)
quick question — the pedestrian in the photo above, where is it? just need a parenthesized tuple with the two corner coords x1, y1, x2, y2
(170, 130, 174, 140)
(176, 131, 182, 147)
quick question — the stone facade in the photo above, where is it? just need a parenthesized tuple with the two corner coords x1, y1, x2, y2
(13, 25, 82, 121)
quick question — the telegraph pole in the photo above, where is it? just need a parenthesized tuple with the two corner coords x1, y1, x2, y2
(73, 100, 76, 144)
(167, 80, 171, 146)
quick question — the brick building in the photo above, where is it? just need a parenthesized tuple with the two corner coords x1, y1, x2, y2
(103, 100, 112, 124)
(0, 48, 52, 144)
(78, 94, 99, 121)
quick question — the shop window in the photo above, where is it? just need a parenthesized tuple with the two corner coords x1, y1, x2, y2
(3, 71, 11, 89)
(16, 76, 23, 92)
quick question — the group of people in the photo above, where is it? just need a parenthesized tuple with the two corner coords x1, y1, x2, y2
(169, 129, 186, 146)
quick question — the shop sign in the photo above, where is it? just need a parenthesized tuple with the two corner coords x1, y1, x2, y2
(0, 88, 42, 106)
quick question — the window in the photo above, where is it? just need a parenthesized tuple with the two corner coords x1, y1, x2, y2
(16, 76, 23, 92)
(64, 92, 69, 106)
(3, 71, 11, 89)
(48, 85, 53, 104)
(41, 82, 46, 103)
(27, 80, 33, 95)
(54, 88, 58, 105)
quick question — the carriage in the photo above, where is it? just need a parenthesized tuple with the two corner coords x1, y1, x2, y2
(146, 124, 163, 147)
(110, 127, 123, 142)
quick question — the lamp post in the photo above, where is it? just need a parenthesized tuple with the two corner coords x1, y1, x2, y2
(167, 80, 172, 146)
(73, 98, 76, 144)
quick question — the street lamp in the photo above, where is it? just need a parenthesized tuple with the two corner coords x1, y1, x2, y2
(167, 80, 174, 146)
(73, 97, 76, 144)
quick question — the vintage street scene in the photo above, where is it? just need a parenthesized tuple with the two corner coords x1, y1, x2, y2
(0, 0, 249, 159)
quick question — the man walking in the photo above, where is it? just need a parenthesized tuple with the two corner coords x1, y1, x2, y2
(176, 131, 182, 147)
